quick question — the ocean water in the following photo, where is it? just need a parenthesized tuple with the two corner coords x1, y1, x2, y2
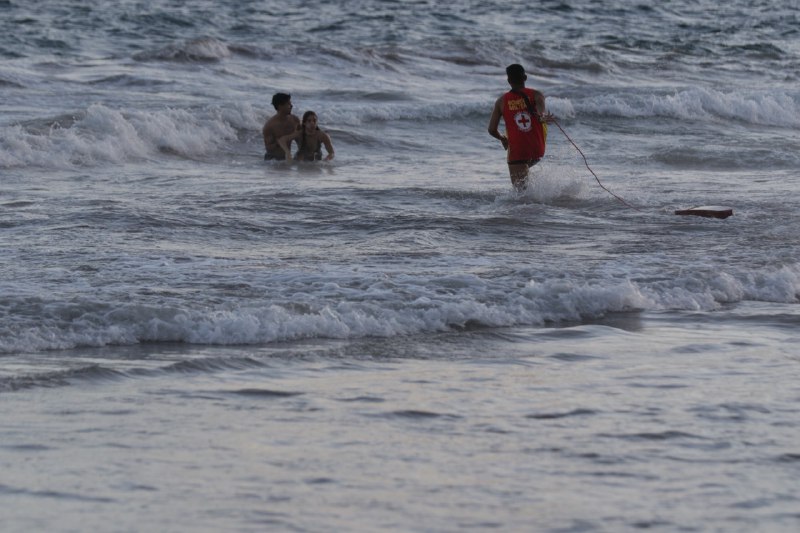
(2, 0, 800, 531)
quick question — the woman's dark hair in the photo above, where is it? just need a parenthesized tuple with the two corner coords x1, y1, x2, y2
(302, 111, 318, 126)
(298, 111, 319, 156)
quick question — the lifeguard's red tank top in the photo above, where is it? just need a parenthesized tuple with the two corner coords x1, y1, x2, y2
(502, 88, 546, 162)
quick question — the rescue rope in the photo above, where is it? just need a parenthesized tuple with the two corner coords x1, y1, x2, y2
(550, 117, 642, 212)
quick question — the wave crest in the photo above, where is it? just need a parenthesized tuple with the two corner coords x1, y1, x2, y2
(575, 87, 799, 127)
(0, 103, 259, 168)
(2, 264, 797, 354)
(133, 37, 232, 62)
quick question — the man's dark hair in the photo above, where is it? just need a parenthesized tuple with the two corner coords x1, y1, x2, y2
(506, 64, 526, 83)
(271, 93, 291, 110)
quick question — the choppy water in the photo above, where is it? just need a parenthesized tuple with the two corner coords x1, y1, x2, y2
(2, 1, 800, 531)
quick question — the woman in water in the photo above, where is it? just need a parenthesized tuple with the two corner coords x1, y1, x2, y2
(278, 111, 335, 162)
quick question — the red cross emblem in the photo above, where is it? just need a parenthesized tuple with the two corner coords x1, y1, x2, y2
(514, 111, 533, 132)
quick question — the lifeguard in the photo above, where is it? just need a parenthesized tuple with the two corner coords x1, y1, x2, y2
(488, 64, 554, 191)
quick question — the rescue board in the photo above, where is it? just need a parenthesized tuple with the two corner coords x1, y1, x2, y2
(674, 206, 733, 219)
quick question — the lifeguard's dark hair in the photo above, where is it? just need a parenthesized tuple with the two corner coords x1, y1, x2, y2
(271, 93, 291, 110)
(506, 64, 527, 84)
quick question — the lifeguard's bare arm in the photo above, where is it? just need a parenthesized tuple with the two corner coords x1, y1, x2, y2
(533, 90, 555, 123)
(488, 97, 508, 149)
(533, 90, 546, 114)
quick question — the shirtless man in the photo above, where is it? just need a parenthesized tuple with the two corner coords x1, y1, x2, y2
(262, 93, 300, 160)
(488, 64, 554, 191)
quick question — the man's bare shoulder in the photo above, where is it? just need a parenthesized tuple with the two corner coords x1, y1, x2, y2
(264, 113, 300, 132)
(264, 114, 280, 128)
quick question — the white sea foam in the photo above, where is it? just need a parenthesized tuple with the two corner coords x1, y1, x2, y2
(316, 87, 800, 130)
(576, 87, 800, 127)
(3, 86, 792, 170)
(0, 103, 240, 168)
(2, 263, 797, 354)
(133, 37, 232, 62)
(322, 100, 490, 126)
